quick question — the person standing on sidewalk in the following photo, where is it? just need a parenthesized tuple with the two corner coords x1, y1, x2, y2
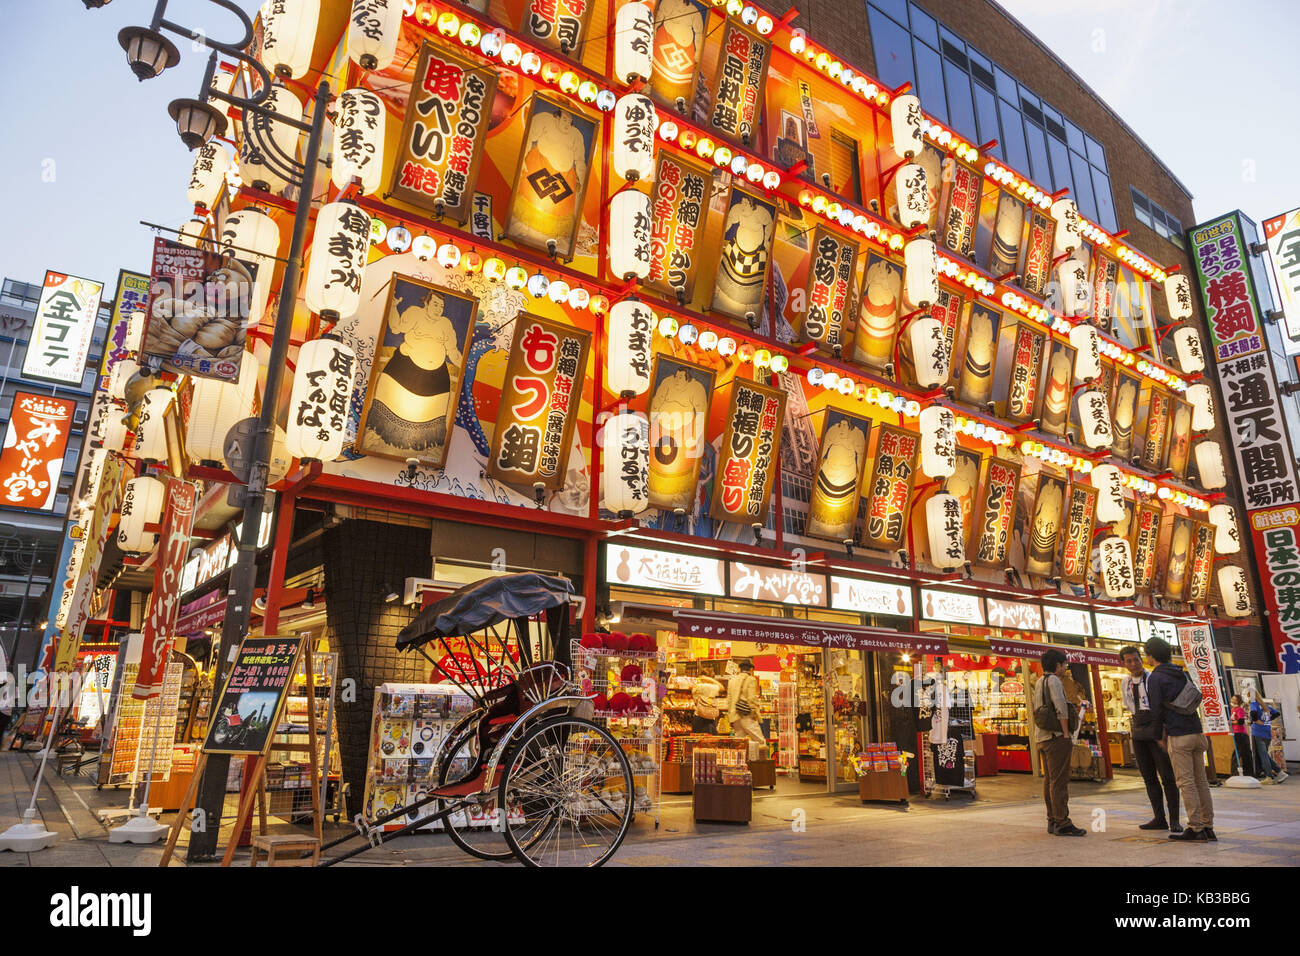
(1119, 645, 1182, 833)
(1143, 637, 1215, 842)
(1032, 650, 1084, 837)
(1249, 694, 1288, 783)
(726, 660, 765, 749)
(1229, 695, 1255, 778)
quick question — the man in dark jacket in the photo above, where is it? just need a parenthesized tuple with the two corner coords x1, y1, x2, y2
(1143, 637, 1215, 842)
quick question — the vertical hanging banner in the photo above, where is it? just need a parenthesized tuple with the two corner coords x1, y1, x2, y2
(1005, 324, 1045, 423)
(646, 356, 715, 513)
(488, 314, 591, 492)
(907, 287, 962, 390)
(1025, 472, 1068, 578)
(861, 425, 919, 550)
(1249, 505, 1300, 672)
(1036, 339, 1075, 438)
(988, 194, 1025, 277)
(973, 458, 1020, 567)
(708, 23, 770, 147)
(1059, 482, 1098, 584)
(1131, 501, 1163, 592)
(1213, 352, 1297, 509)
(1141, 389, 1173, 471)
(1263, 207, 1300, 349)
(946, 448, 983, 554)
(1190, 214, 1265, 359)
(802, 227, 859, 352)
(1166, 399, 1194, 480)
(711, 378, 786, 525)
(1164, 515, 1194, 602)
(1176, 624, 1229, 734)
(649, 0, 708, 112)
(100, 271, 150, 389)
(143, 237, 249, 383)
(1092, 256, 1119, 333)
(647, 151, 711, 302)
(0, 392, 76, 511)
(1187, 519, 1214, 604)
(853, 253, 904, 372)
(805, 409, 871, 544)
(1110, 369, 1141, 462)
(1020, 208, 1055, 297)
(957, 305, 1001, 407)
(390, 41, 498, 225)
(22, 271, 103, 386)
(133, 478, 197, 700)
(519, 0, 595, 55)
(711, 185, 777, 323)
(941, 162, 980, 257)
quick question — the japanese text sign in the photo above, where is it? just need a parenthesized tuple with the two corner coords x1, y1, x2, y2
(23, 271, 102, 386)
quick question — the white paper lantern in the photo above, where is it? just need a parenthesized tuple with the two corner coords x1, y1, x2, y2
(613, 1, 654, 84)
(1218, 564, 1252, 617)
(1069, 323, 1101, 382)
(1078, 389, 1114, 449)
(305, 201, 371, 322)
(602, 410, 650, 517)
(220, 206, 281, 327)
(1164, 274, 1194, 322)
(612, 94, 656, 182)
(186, 351, 258, 465)
(187, 142, 230, 210)
(125, 311, 146, 353)
(890, 94, 923, 158)
(896, 162, 929, 230)
(331, 88, 386, 195)
(1208, 503, 1241, 555)
(1195, 440, 1227, 489)
(1186, 383, 1215, 432)
(100, 413, 130, 454)
(909, 316, 949, 389)
(135, 387, 174, 463)
(117, 475, 166, 555)
(608, 189, 652, 281)
(1051, 198, 1081, 257)
(1099, 535, 1136, 598)
(1173, 326, 1206, 373)
(347, 0, 403, 71)
(108, 359, 141, 401)
(178, 218, 207, 249)
(240, 83, 303, 195)
(1092, 464, 1126, 524)
(260, 0, 319, 79)
(286, 336, 357, 461)
(903, 237, 938, 310)
(926, 493, 966, 569)
(919, 405, 955, 478)
(606, 300, 654, 397)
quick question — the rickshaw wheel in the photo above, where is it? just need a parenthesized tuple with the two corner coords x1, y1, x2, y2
(436, 723, 515, 861)
(498, 715, 634, 868)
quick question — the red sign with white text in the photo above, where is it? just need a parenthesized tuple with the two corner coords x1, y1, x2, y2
(134, 478, 197, 700)
(0, 391, 75, 511)
(1249, 504, 1300, 673)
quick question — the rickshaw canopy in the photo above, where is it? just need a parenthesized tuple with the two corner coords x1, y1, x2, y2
(396, 572, 575, 650)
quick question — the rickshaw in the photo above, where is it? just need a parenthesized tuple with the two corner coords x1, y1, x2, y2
(320, 573, 637, 867)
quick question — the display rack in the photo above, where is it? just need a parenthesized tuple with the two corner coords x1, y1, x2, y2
(796, 656, 827, 782)
(920, 662, 977, 800)
(103, 661, 184, 787)
(265, 651, 343, 821)
(985, 688, 1031, 773)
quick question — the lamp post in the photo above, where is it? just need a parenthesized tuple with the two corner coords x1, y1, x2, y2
(104, 0, 329, 861)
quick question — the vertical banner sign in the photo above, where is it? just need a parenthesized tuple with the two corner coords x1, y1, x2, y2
(974, 459, 1020, 567)
(22, 271, 103, 386)
(1263, 208, 1300, 349)
(803, 227, 859, 352)
(1166, 399, 1194, 480)
(861, 425, 919, 550)
(1176, 624, 1229, 734)
(0, 393, 75, 511)
(1164, 515, 1194, 602)
(711, 378, 786, 525)
(1131, 501, 1162, 592)
(143, 237, 248, 383)
(1249, 505, 1300, 672)
(101, 271, 150, 389)
(1191, 214, 1265, 359)
(1037, 340, 1075, 437)
(650, 0, 708, 112)
(1020, 208, 1055, 297)
(947, 448, 983, 554)
(1005, 324, 1044, 423)
(957, 306, 1001, 407)
(709, 23, 770, 147)
(390, 42, 498, 225)
(488, 314, 591, 492)
(712, 185, 777, 323)
(1111, 369, 1141, 462)
(854, 253, 904, 371)
(1187, 519, 1214, 604)
(1092, 256, 1119, 332)
(134, 478, 197, 700)
(805, 409, 871, 543)
(647, 151, 710, 302)
(1059, 483, 1097, 584)
(1141, 389, 1173, 470)
(1025, 473, 1067, 578)
(941, 162, 980, 257)
(798, 80, 821, 138)
(925, 288, 963, 389)
(519, 0, 595, 55)
(647, 355, 715, 513)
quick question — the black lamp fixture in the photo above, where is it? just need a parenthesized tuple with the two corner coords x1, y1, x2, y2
(167, 97, 228, 149)
(117, 25, 179, 81)
(82, 0, 112, 7)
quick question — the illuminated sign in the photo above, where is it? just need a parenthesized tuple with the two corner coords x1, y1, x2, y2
(604, 543, 724, 596)
(830, 576, 914, 617)
(22, 271, 102, 386)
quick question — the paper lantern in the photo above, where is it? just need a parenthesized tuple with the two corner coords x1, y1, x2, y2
(125, 311, 146, 353)
(117, 476, 166, 555)
(178, 218, 207, 249)
(1057, 256, 1090, 317)
(1195, 440, 1227, 489)
(909, 316, 949, 389)
(1098, 535, 1136, 598)
(1051, 198, 1081, 257)
(903, 237, 938, 310)
(100, 412, 130, 454)
(305, 201, 371, 321)
(239, 83, 303, 195)
(1208, 503, 1241, 555)
(1078, 389, 1114, 449)
(108, 358, 141, 401)
(220, 206, 280, 326)
(286, 336, 357, 461)
(1173, 326, 1206, 373)
(1164, 274, 1194, 322)
(1218, 564, 1252, 617)
(919, 406, 955, 478)
(331, 88, 385, 195)
(1186, 383, 1215, 432)
(896, 162, 929, 229)
(1092, 464, 1126, 523)
(889, 94, 923, 159)
(612, 94, 656, 182)
(259, 0, 319, 79)
(135, 387, 173, 463)
(602, 410, 650, 517)
(186, 351, 258, 466)
(613, 1, 654, 84)
(606, 299, 654, 397)
(926, 493, 966, 570)
(347, 0, 403, 71)
(268, 425, 293, 484)
(187, 142, 230, 210)
(1069, 323, 1101, 382)
(608, 189, 652, 281)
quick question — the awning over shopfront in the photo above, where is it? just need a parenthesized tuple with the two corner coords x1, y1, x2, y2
(986, 635, 1121, 667)
(674, 609, 948, 654)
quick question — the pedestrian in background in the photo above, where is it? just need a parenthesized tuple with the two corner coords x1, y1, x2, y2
(1119, 645, 1181, 832)
(1229, 695, 1254, 778)
(1032, 650, 1084, 836)
(1143, 637, 1215, 842)
(1249, 693, 1288, 783)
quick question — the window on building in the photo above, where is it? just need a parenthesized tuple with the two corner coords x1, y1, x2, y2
(1130, 187, 1184, 248)
(829, 129, 863, 204)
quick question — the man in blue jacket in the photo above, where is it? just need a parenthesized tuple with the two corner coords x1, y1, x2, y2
(1143, 637, 1215, 842)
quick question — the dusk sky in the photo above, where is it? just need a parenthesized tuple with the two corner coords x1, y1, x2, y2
(1, 1, 1296, 292)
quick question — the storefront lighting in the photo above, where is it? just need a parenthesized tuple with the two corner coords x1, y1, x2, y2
(658, 119, 679, 142)
(349, 0, 403, 70)
(789, 28, 807, 55)
(756, 14, 774, 34)
(500, 41, 522, 66)
(187, 351, 257, 466)
(695, 136, 715, 159)
(566, 286, 590, 310)
(559, 71, 580, 95)
(436, 243, 461, 269)
(678, 323, 699, 346)
(505, 266, 528, 290)
(820, 370, 838, 389)
(752, 347, 770, 368)
(614, 1, 654, 83)
(838, 376, 856, 396)
(458, 21, 481, 47)
(519, 51, 541, 75)
(590, 295, 610, 316)
(541, 61, 562, 84)
(435, 10, 459, 37)
(239, 83, 301, 193)
(117, 475, 166, 555)
(716, 337, 737, 358)
(305, 200, 371, 322)
(726, 0, 744, 16)
(167, 97, 227, 149)
(178, 217, 207, 248)
(657, 315, 679, 338)
(369, 217, 386, 244)
(729, 154, 748, 177)
(578, 80, 598, 103)
(386, 225, 412, 253)
(527, 272, 550, 298)
(596, 89, 617, 112)
(547, 279, 571, 304)
(769, 353, 788, 373)
(412, 235, 436, 261)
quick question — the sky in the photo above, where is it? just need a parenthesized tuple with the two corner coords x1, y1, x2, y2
(0, 1, 1297, 292)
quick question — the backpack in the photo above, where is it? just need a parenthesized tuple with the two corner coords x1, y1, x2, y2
(1166, 669, 1203, 717)
(1032, 674, 1078, 734)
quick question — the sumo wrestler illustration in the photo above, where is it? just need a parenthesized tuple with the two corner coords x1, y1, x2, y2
(806, 414, 869, 542)
(712, 191, 775, 322)
(647, 363, 712, 512)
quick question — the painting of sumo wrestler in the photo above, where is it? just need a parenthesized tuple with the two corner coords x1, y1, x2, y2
(805, 410, 871, 543)
(357, 277, 477, 467)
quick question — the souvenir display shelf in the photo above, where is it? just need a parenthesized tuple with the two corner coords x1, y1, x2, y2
(264, 651, 342, 820)
(797, 657, 827, 782)
(103, 661, 185, 787)
(985, 689, 1030, 772)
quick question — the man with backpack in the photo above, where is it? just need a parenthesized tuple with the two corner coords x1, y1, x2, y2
(1143, 637, 1215, 842)
(1032, 650, 1085, 836)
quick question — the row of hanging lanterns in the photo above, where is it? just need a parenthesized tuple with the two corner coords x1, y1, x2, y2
(187, 351, 258, 466)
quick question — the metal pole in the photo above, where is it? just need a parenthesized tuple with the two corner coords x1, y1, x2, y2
(14, 540, 39, 634)
(187, 80, 328, 861)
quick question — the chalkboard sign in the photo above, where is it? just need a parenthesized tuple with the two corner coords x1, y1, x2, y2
(202, 636, 303, 756)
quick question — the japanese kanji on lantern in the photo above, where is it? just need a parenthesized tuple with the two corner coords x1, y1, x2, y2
(708, 22, 770, 147)
(1099, 534, 1136, 598)
(1091, 464, 1126, 524)
(973, 459, 1019, 567)
(608, 188, 653, 281)
(907, 315, 948, 390)
(1194, 439, 1227, 490)
(802, 228, 858, 353)
(601, 410, 649, 517)
(889, 93, 923, 158)
(895, 162, 929, 230)
(1164, 273, 1194, 322)
(0, 392, 76, 511)
(605, 299, 654, 397)
(259, 0, 320, 79)
(1056, 255, 1091, 318)
(332, 88, 385, 195)
(1208, 503, 1242, 554)
(1078, 388, 1114, 450)
(186, 351, 258, 466)
(347, 0, 403, 71)
(100, 411, 130, 455)
(862, 424, 919, 551)
(240, 82, 303, 195)
(615, 2, 655, 83)
(1069, 323, 1101, 381)
(117, 474, 166, 555)
(186, 141, 230, 211)
(710, 377, 786, 525)
(286, 336, 357, 462)
(919, 405, 956, 479)
(647, 355, 714, 513)
(612, 93, 656, 182)
(647, 151, 709, 302)
(903, 237, 938, 310)
(135, 387, 174, 464)
(1217, 563, 1252, 617)
(806, 409, 871, 544)
(926, 493, 966, 570)
(1061, 483, 1098, 584)
(218, 208, 280, 328)
(1173, 326, 1206, 373)
(1050, 198, 1081, 257)
(391, 41, 498, 224)
(1186, 382, 1215, 432)
(305, 200, 371, 322)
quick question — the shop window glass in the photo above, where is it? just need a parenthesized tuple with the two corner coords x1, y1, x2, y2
(870, 0, 910, 27)
(908, 1, 938, 46)
(1024, 117, 1051, 184)
(999, 99, 1029, 173)
(943, 60, 977, 142)
(972, 81, 1000, 156)
(829, 129, 863, 204)
(1092, 166, 1118, 232)
(913, 39, 947, 124)
(1070, 150, 1098, 222)
(868, 6, 915, 92)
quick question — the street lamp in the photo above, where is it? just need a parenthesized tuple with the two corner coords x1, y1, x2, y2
(167, 98, 228, 149)
(117, 26, 180, 81)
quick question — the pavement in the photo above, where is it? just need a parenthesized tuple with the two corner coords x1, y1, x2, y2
(2, 749, 1297, 867)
